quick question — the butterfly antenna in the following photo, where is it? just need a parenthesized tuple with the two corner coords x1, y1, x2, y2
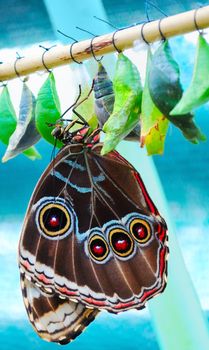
(73, 79, 95, 110)
(59, 84, 82, 121)
(71, 79, 95, 126)
(50, 138, 58, 201)
(54, 81, 95, 131)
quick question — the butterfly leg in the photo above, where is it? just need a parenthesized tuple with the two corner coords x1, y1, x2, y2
(85, 127, 102, 144)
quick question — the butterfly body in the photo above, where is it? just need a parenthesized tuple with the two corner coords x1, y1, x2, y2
(19, 127, 168, 343)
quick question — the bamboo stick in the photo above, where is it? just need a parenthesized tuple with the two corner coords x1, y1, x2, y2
(0, 5, 209, 82)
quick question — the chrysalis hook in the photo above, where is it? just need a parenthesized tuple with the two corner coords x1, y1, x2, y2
(70, 41, 83, 64)
(141, 23, 149, 45)
(93, 16, 122, 54)
(57, 30, 82, 64)
(39, 45, 56, 73)
(143, 1, 168, 44)
(90, 36, 103, 62)
(0, 62, 7, 87)
(76, 26, 103, 62)
(112, 30, 122, 53)
(158, 18, 166, 41)
(14, 52, 28, 82)
(194, 7, 203, 35)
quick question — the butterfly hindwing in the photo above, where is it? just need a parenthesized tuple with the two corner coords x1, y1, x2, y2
(19, 143, 168, 314)
(20, 272, 99, 344)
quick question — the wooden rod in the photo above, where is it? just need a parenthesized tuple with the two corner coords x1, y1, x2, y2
(0, 5, 209, 82)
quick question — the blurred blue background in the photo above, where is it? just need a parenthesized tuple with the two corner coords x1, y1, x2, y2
(0, 1, 209, 349)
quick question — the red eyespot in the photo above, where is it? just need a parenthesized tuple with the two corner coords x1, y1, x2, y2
(130, 219, 151, 244)
(133, 224, 147, 239)
(49, 215, 60, 228)
(109, 229, 134, 257)
(89, 235, 109, 261)
(91, 241, 105, 256)
(113, 235, 130, 252)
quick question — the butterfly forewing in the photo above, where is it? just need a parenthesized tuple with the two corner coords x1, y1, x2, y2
(19, 142, 168, 316)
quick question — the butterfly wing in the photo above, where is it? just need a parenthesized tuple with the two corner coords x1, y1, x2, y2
(20, 271, 98, 344)
(19, 143, 168, 315)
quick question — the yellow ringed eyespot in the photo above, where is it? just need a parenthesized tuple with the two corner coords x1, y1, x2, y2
(88, 235, 109, 261)
(109, 228, 134, 257)
(129, 218, 151, 244)
(39, 203, 71, 237)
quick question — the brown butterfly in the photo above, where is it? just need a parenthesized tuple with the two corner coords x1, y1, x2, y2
(19, 104, 168, 344)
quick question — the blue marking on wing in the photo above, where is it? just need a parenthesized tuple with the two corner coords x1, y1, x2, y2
(63, 159, 86, 171)
(63, 161, 105, 183)
(53, 170, 92, 193)
(52, 171, 105, 193)
(92, 174, 105, 183)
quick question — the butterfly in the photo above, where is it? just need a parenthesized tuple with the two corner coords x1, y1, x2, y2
(18, 102, 168, 344)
